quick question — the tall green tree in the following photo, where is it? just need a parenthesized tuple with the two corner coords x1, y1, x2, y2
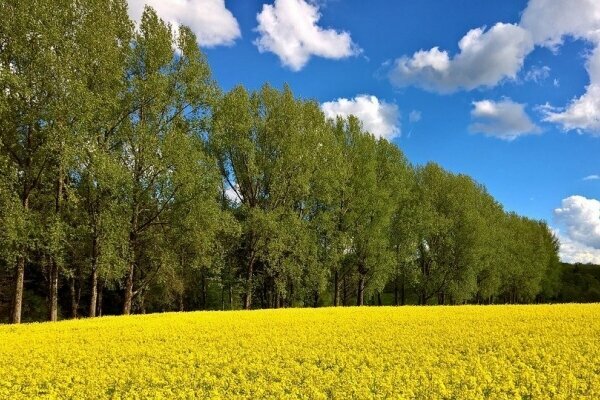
(119, 7, 217, 314)
(0, 0, 90, 322)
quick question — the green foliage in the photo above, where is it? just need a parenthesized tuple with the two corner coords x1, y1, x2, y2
(0, 1, 567, 321)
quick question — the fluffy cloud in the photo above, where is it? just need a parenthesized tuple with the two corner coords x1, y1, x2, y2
(555, 231, 600, 264)
(388, 23, 534, 93)
(519, 0, 600, 134)
(385, 0, 600, 136)
(520, 0, 600, 48)
(542, 46, 600, 134)
(469, 99, 540, 140)
(321, 95, 400, 140)
(555, 196, 600, 249)
(554, 195, 600, 263)
(127, 0, 240, 47)
(254, 0, 360, 71)
(583, 175, 600, 181)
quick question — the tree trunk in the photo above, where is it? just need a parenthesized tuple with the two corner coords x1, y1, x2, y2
(70, 276, 78, 318)
(10, 255, 25, 324)
(48, 261, 59, 321)
(221, 285, 224, 311)
(243, 256, 255, 310)
(342, 274, 348, 306)
(11, 191, 30, 324)
(123, 178, 140, 315)
(357, 274, 365, 306)
(400, 273, 406, 306)
(89, 234, 99, 317)
(333, 270, 339, 306)
(394, 275, 399, 306)
(89, 267, 98, 317)
(48, 170, 64, 322)
(96, 280, 103, 317)
(200, 272, 207, 309)
(123, 260, 135, 315)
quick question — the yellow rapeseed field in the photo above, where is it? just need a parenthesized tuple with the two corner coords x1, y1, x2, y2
(0, 304, 599, 399)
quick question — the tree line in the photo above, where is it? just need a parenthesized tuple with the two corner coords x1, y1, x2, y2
(0, 0, 562, 323)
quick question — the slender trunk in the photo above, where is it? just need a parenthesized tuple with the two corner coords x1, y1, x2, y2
(400, 273, 406, 306)
(221, 285, 225, 311)
(333, 270, 339, 306)
(357, 275, 365, 306)
(201, 272, 207, 309)
(96, 280, 103, 317)
(89, 269, 98, 317)
(342, 274, 347, 306)
(123, 209, 138, 315)
(48, 261, 59, 321)
(228, 284, 233, 310)
(70, 277, 78, 318)
(48, 170, 64, 322)
(357, 259, 367, 306)
(377, 291, 382, 306)
(243, 255, 255, 310)
(89, 234, 99, 317)
(11, 191, 30, 324)
(10, 255, 25, 324)
(394, 275, 399, 306)
(123, 260, 135, 315)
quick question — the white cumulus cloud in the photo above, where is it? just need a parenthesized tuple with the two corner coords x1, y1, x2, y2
(583, 175, 600, 181)
(555, 195, 600, 250)
(554, 195, 600, 264)
(254, 0, 360, 71)
(554, 230, 600, 264)
(541, 46, 600, 134)
(321, 95, 400, 140)
(385, 0, 600, 137)
(127, 0, 240, 47)
(388, 23, 534, 93)
(520, 0, 600, 48)
(469, 99, 540, 140)
(519, 0, 600, 134)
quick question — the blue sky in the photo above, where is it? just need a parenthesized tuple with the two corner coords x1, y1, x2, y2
(129, 0, 600, 263)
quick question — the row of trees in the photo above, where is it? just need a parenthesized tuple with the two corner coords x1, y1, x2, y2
(0, 0, 561, 323)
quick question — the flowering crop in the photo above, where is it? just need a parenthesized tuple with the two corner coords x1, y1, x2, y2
(0, 304, 599, 399)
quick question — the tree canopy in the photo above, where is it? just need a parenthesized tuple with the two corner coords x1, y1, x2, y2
(0, 0, 566, 322)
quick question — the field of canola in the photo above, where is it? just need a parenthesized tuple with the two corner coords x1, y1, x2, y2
(0, 304, 599, 399)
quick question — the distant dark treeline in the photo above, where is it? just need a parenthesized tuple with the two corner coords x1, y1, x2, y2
(1, 1, 565, 323)
(554, 263, 600, 303)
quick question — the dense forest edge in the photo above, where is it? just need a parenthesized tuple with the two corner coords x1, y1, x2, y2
(0, 1, 594, 324)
